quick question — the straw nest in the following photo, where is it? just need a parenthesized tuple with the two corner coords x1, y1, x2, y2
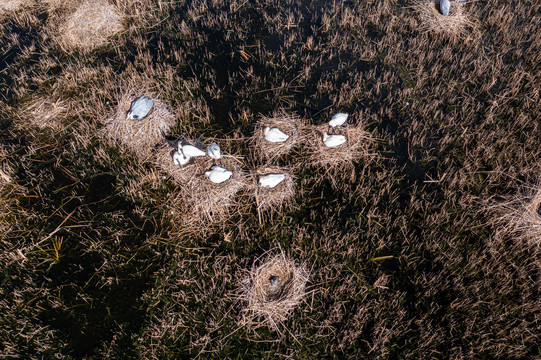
(248, 166, 296, 219)
(55, 0, 124, 51)
(102, 94, 175, 162)
(239, 251, 309, 332)
(251, 111, 306, 162)
(490, 185, 541, 251)
(304, 123, 375, 171)
(19, 96, 70, 130)
(155, 139, 249, 228)
(412, 0, 477, 39)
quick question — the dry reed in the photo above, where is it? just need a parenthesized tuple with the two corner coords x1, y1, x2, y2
(239, 250, 309, 332)
(18, 96, 70, 130)
(0, 0, 31, 12)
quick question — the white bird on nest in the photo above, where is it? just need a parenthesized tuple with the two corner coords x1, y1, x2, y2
(264, 126, 289, 143)
(322, 132, 346, 148)
(172, 142, 191, 168)
(205, 165, 232, 184)
(182, 144, 206, 158)
(329, 113, 348, 133)
(207, 142, 222, 164)
(440, 0, 450, 16)
(258, 174, 286, 195)
(127, 96, 154, 120)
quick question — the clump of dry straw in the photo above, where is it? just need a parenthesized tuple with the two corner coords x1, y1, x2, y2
(251, 111, 306, 162)
(490, 184, 541, 251)
(55, 0, 124, 51)
(0, 0, 30, 12)
(248, 166, 296, 220)
(155, 139, 249, 228)
(19, 96, 70, 130)
(412, 0, 477, 39)
(102, 92, 175, 162)
(239, 251, 309, 332)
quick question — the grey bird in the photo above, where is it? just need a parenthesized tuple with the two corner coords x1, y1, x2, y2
(440, 0, 450, 16)
(127, 96, 154, 120)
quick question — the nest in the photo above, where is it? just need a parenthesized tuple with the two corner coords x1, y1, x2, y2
(155, 139, 249, 228)
(304, 123, 375, 173)
(412, 0, 477, 39)
(240, 251, 309, 332)
(247, 166, 296, 221)
(56, 0, 124, 51)
(490, 185, 541, 251)
(102, 93, 175, 162)
(251, 111, 306, 162)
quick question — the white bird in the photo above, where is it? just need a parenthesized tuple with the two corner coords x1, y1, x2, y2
(172, 143, 191, 168)
(127, 96, 154, 120)
(258, 174, 286, 194)
(329, 113, 348, 129)
(322, 133, 346, 148)
(440, 0, 450, 16)
(207, 142, 222, 164)
(182, 144, 206, 157)
(264, 126, 289, 143)
(205, 165, 232, 184)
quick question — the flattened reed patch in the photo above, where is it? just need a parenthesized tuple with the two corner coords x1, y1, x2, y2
(19, 96, 70, 130)
(56, 0, 124, 51)
(239, 251, 309, 333)
(0, 0, 30, 12)
(155, 140, 249, 229)
(490, 184, 541, 251)
(251, 111, 307, 162)
(412, 0, 477, 39)
(102, 93, 175, 162)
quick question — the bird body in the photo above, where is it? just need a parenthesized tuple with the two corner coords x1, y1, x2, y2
(182, 144, 206, 157)
(205, 166, 232, 184)
(173, 149, 190, 168)
(127, 96, 154, 120)
(329, 113, 348, 128)
(259, 174, 286, 190)
(207, 142, 222, 160)
(264, 127, 289, 143)
(322, 133, 346, 148)
(440, 0, 450, 16)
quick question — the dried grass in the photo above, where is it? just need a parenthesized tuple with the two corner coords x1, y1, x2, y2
(55, 0, 124, 51)
(154, 139, 249, 229)
(102, 93, 175, 162)
(239, 250, 309, 332)
(250, 111, 307, 163)
(247, 166, 296, 222)
(412, 0, 477, 39)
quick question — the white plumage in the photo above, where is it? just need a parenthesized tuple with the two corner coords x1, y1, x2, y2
(173, 149, 190, 168)
(329, 113, 348, 128)
(182, 144, 206, 157)
(207, 142, 222, 161)
(259, 174, 286, 190)
(205, 166, 232, 184)
(322, 133, 346, 148)
(264, 126, 289, 143)
(127, 96, 154, 120)
(440, 0, 450, 16)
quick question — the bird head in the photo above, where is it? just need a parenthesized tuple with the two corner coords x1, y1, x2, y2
(126, 111, 137, 120)
(264, 127, 271, 136)
(322, 132, 329, 141)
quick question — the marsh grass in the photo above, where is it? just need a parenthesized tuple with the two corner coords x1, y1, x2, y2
(412, 0, 478, 39)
